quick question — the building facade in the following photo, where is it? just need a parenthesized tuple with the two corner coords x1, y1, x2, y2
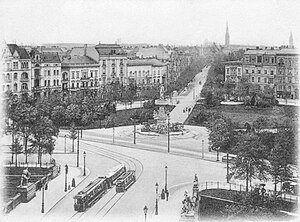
(1, 44, 32, 95)
(61, 55, 99, 92)
(95, 44, 127, 85)
(225, 47, 299, 99)
(127, 58, 167, 85)
(224, 61, 243, 83)
(30, 49, 62, 97)
(243, 49, 276, 89)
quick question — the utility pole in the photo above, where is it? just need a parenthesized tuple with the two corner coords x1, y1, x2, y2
(77, 130, 79, 167)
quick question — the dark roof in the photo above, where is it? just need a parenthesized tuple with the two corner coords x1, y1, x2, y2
(7, 44, 30, 59)
(95, 43, 122, 48)
(127, 58, 166, 67)
(62, 55, 97, 65)
(41, 52, 61, 63)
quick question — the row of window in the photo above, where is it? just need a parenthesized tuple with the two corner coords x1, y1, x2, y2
(2, 83, 28, 92)
(3, 72, 29, 81)
(44, 79, 60, 87)
(71, 70, 99, 79)
(44, 69, 60, 76)
(12, 61, 30, 70)
(245, 69, 274, 75)
(251, 77, 274, 84)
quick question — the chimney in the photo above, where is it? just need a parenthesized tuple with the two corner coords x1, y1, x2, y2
(84, 44, 87, 56)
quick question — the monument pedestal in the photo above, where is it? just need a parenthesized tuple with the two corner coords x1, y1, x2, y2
(17, 183, 36, 202)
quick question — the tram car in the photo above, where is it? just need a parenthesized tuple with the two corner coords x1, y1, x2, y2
(74, 177, 108, 212)
(116, 170, 136, 193)
(105, 164, 126, 188)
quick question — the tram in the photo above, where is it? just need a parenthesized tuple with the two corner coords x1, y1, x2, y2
(116, 170, 136, 193)
(105, 164, 126, 188)
(73, 164, 127, 212)
(74, 177, 107, 212)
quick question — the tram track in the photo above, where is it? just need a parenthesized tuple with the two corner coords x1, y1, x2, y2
(45, 138, 144, 221)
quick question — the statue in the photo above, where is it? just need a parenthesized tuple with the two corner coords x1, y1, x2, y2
(160, 85, 165, 100)
(20, 168, 31, 186)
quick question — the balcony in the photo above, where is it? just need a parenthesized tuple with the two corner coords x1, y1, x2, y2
(80, 77, 90, 81)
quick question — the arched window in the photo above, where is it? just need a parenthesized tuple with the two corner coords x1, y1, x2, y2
(14, 83, 18, 91)
(22, 83, 28, 90)
(21, 72, 28, 79)
(7, 85, 10, 91)
(14, 73, 18, 80)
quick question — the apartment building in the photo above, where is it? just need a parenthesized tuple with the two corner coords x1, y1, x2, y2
(1, 44, 32, 95)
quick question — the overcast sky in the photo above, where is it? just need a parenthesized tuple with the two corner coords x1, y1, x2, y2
(0, 0, 299, 47)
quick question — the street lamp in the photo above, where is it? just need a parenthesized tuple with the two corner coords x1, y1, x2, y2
(143, 205, 148, 222)
(165, 165, 168, 201)
(83, 151, 86, 176)
(155, 182, 158, 215)
(202, 140, 204, 159)
(134, 119, 136, 144)
(41, 180, 48, 213)
(77, 130, 80, 167)
(216, 147, 220, 161)
(167, 113, 170, 153)
(226, 151, 229, 183)
(64, 164, 68, 192)
(64, 135, 66, 153)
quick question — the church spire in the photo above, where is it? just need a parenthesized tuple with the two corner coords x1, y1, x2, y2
(289, 31, 294, 48)
(225, 21, 230, 46)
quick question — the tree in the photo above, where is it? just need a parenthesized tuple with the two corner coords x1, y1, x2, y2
(252, 116, 270, 133)
(69, 123, 77, 152)
(51, 105, 66, 127)
(30, 116, 58, 166)
(208, 118, 234, 152)
(231, 134, 269, 191)
(11, 137, 23, 167)
(14, 103, 38, 163)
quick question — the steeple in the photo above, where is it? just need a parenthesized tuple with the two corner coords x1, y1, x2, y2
(225, 21, 230, 46)
(289, 31, 294, 48)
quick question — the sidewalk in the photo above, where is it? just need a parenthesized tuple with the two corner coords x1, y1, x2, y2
(148, 184, 193, 222)
(5, 165, 89, 221)
(170, 66, 210, 124)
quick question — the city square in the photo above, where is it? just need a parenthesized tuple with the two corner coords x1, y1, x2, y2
(1, 0, 299, 221)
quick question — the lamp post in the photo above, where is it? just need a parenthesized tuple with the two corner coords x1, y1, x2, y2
(167, 113, 170, 153)
(64, 135, 66, 153)
(41, 180, 48, 213)
(112, 126, 115, 144)
(83, 151, 86, 176)
(216, 147, 220, 161)
(64, 164, 68, 192)
(143, 205, 148, 222)
(226, 151, 229, 183)
(155, 182, 158, 215)
(165, 165, 168, 201)
(77, 130, 80, 167)
(202, 140, 204, 159)
(133, 119, 136, 144)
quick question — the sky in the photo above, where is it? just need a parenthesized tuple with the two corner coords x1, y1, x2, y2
(0, 0, 299, 47)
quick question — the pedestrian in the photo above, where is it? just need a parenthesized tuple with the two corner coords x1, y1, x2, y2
(188, 108, 191, 113)
(183, 109, 185, 113)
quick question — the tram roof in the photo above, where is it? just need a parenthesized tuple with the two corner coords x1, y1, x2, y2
(76, 177, 106, 196)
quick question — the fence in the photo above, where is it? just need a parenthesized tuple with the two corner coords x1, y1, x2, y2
(198, 181, 298, 203)
(6, 161, 55, 168)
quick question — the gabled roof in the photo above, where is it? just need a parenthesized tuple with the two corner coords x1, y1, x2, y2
(7, 44, 30, 59)
(41, 52, 61, 63)
(70, 47, 99, 61)
(62, 55, 98, 65)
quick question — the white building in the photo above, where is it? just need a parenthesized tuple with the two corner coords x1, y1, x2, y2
(1, 44, 32, 96)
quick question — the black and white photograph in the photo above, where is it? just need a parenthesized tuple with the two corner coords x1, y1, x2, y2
(0, 0, 299, 221)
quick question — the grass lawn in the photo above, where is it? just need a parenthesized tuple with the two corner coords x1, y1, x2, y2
(186, 104, 297, 128)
